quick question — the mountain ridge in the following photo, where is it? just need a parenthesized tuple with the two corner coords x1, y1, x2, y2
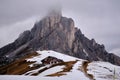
(0, 9, 120, 66)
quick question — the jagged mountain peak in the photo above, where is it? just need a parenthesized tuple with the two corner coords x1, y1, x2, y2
(0, 9, 120, 67)
(30, 11, 75, 51)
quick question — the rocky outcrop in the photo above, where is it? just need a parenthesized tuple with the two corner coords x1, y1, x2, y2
(30, 12, 75, 52)
(41, 56, 63, 65)
(0, 9, 120, 66)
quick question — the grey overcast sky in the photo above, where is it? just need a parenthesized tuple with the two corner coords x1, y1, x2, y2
(0, 0, 120, 54)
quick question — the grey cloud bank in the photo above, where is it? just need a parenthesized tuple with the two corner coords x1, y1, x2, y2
(0, 0, 120, 53)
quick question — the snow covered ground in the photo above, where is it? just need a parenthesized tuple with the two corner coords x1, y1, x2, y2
(25, 50, 89, 80)
(27, 50, 81, 62)
(88, 61, 120, 80)
(0, 50, 120, 80)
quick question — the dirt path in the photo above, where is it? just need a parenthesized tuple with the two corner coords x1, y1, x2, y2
(82, 61, 94, 80)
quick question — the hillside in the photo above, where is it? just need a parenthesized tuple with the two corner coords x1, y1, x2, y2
(0, 50, 120, 80)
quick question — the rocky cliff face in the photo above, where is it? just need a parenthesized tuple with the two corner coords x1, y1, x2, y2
(0, 10, 120, 66)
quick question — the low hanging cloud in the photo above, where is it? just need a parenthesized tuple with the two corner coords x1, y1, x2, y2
(0, 0, 120, 53)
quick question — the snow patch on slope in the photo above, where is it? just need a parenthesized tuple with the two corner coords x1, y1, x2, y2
(83, 49, 89, 56)
(38, 66, 65, 76)
(88, 61, 120, 80)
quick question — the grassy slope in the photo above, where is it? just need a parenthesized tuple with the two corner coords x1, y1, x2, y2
(0, 51, 39, 75)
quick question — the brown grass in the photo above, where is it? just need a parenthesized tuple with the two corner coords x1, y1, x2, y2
(31, 60, 78, 76)
(81, 61, 94, 80)
(0, 51, 40, 75)
(46, 60, 77, 77)
(47, 73, 66, 77)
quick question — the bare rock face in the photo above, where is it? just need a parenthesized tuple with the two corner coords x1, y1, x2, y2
(0, 9, 120, 66)
(30, 10, 75, 53)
